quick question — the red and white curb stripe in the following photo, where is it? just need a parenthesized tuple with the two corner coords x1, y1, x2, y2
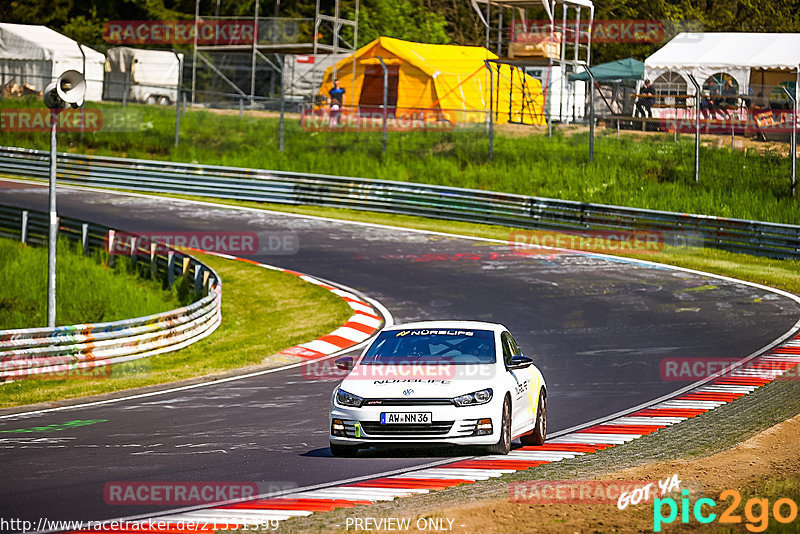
(67, 333, 800, 533)
(192, 252, 385, 361)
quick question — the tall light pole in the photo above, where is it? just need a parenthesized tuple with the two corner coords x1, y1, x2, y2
(43, 70, 86, 327)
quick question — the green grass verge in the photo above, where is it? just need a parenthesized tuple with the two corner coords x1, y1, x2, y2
(1, 97, 798, 224)
(0, 252, 353, 408)
(0, 237, 180, 329)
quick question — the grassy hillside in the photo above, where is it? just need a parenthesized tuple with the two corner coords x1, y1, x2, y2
(0, 97, 797, 224)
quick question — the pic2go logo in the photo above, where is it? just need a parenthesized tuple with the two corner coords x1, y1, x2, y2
(654, 489, 799, 532)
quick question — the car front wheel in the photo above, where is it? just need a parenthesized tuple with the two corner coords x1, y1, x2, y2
(521, 391, 547, 446)
(486, 397, 511, 455)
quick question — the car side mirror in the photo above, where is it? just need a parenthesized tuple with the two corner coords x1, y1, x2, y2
(335, 357, 354, 371)
(508, 355, 534, 369)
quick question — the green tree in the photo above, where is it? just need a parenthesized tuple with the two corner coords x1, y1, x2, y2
(352, 0, 450, 45)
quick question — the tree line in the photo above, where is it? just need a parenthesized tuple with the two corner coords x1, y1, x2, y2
(3, 0, 800, 63)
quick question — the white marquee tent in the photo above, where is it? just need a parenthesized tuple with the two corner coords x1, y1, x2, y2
(644, 33, 800, 98)
(0, 23, 105, 102)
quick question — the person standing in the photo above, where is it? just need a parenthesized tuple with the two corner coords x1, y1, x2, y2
(329, 79, 345, 126)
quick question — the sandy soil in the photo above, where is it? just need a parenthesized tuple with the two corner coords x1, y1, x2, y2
(357, 412, 800, 533)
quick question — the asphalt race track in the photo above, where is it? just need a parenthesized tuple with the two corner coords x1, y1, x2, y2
(1, 178, 799, 525)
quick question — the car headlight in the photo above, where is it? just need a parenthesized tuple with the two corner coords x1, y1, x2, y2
(452, 388, 493, 406)
(335, 389, 364, 408)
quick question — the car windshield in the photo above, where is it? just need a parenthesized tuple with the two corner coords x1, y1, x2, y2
(361, 328, 496, 365)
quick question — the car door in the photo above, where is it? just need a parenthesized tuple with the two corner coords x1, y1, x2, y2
(501, 331, 532, 434)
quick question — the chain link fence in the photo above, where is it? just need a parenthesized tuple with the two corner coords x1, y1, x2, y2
(1, 60, 798, 197)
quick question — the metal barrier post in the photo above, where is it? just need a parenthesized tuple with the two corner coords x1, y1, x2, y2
(107, 230, 116, 268)
(150, 242, 157, 279)
(47, 110, 58, 327)
(279, 56, 285, 153)
(781, 86, 796, 197)
(78, 44, 86, 143)
(20, 210, 28, 244)
(688, 74, 701, 182)
(130, 236, 138, 267)
(194, 264, 203, 294)
(585, 66, 595, 163)
(173, 50, 183, 148)
(795, 64, 799, 197)
(377, 57, 388, 153)
(239, 98, 244, 119)
(81, 223, 89, 254)
(486, 60, 494, 160)
(167, 250, 175, 287)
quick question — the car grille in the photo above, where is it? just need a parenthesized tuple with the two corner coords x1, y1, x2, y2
(359, 421, 454, 436)
(361, 398, 454, 406)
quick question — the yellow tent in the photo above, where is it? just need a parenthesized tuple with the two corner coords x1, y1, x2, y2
(319, 37, 545, 126)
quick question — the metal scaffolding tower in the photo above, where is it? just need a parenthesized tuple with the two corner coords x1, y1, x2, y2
(191, 0, 359, 106)
(470, 0, 594, 123)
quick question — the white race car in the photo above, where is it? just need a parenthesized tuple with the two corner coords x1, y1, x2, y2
(329, 321, 546, 457)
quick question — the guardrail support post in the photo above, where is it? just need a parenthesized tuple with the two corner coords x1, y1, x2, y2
(81, 223, 89, 254)
(21, 210, 28, 244)
(182, 256, 191, 276)
(167, 250, 175, 287)
(150, 242, 157, 279)
(130, 236, 138, 267)
(107, 230, 116, 268)
(194, 264, 203, 294)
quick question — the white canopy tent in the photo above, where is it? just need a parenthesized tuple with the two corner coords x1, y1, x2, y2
(0, 23, 105, 102)
(644, 33, 800, 99)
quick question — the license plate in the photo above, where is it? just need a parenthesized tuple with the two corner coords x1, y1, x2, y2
(380, 412, 432, 425)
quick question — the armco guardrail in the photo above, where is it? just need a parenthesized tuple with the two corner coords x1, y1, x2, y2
(0, 205, 221, 381)
(0, 145, 798, 259)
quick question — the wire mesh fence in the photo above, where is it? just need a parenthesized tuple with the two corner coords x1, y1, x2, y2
(0, 64, 798, 198)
